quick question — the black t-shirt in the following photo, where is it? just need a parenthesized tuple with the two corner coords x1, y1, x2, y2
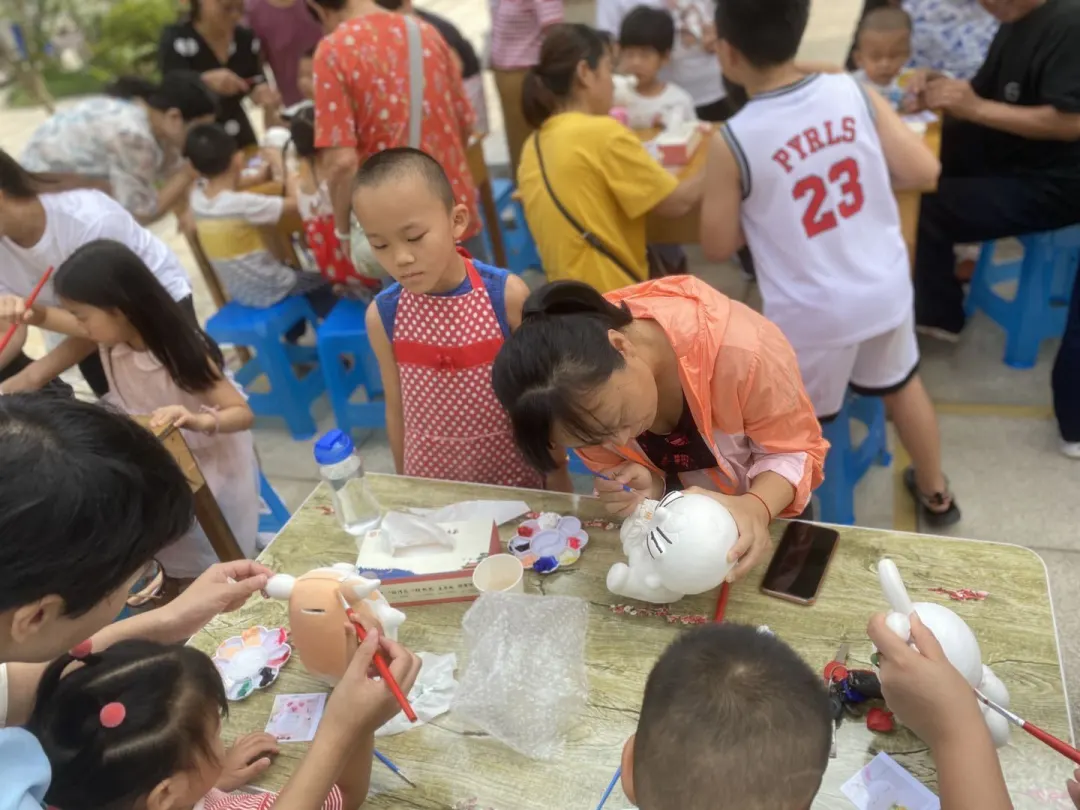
(635, 398, 717, 494)
(159, 21, 266, 149)
(417, 10, 480, 79)
(970, 0, 1080, 177)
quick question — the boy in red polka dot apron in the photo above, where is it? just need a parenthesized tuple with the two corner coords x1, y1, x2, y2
(355, 147, 571, 491)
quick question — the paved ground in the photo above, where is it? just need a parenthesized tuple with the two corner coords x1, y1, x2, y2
(4, 0, 1080, 728)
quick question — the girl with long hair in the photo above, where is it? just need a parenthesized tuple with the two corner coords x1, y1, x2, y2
(20, 239, 258, 581)
(0, 150, 193, 398)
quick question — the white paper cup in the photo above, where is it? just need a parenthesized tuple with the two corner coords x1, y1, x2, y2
(472, 554, 525, 594)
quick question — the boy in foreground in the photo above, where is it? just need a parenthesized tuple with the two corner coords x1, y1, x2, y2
(622, 621, 1014, 810)
(700, 0, 960, 527)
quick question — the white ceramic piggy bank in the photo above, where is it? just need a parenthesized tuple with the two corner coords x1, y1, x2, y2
(607, 491, 738, 604)
(878, 558, 1010, 747)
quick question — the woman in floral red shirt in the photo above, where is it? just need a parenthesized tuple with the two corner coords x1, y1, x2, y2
(308, 0, 483, 254)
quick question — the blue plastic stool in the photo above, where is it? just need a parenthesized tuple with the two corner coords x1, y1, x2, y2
(816, 394, 892, 526)
(315, 299, 385, 435)
(259, 472, 291, 535)
(206, 297, 326, 439)
(966, 225, 1080, 369)
(485, 178, 542, 275)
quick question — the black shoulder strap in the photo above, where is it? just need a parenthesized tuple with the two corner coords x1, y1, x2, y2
(533, 132, 646, 285)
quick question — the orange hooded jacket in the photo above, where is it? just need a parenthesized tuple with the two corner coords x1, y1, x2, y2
(576, 276, 828, 516)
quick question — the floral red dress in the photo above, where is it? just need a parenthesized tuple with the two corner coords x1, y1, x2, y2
(312, 11, 481, 240)
(389, 255, 542, 488)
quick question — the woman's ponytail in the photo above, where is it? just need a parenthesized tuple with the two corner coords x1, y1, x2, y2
(521, 23, 611, 129)
(521, 279, 633, 328)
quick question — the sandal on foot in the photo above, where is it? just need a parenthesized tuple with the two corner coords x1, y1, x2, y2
(903, 467, 961, 528)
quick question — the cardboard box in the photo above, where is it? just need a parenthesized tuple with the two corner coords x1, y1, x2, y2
(655, 122, 704, 166)
(354, 520, 501, 607)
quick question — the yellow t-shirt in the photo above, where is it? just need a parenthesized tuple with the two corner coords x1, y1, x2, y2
(517, 112, 680, 294)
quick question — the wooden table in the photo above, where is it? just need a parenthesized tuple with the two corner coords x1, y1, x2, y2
(190, 476, 1072, 809)
(136, 416, 245, 563)
(642, 122, 942, 261)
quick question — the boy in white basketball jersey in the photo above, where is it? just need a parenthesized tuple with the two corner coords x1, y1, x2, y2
(700, 0, 960, 526)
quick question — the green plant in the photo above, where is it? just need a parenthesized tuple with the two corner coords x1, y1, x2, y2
(6, 61, 106, 107)
(90, 0, 176, 79)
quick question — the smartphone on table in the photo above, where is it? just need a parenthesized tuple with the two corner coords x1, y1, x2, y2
(760, 521, 840, 606)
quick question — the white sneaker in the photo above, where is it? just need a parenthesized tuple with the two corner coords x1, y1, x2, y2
(1062, 441, 1080, 459)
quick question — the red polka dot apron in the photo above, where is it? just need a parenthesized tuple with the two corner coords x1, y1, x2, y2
(392, 256, 544, 489)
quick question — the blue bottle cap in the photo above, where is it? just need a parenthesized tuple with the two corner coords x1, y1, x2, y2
(313, 429, 355, 466)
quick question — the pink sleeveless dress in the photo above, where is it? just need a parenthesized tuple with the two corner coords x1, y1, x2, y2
(102, 344, 259, 578)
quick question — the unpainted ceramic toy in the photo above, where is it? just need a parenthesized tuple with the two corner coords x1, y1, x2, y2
(607, 491, 738, 604)
(266, 563, 406, 685)
(877, 558, 1011, 747)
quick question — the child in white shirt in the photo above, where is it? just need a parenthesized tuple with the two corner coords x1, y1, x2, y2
(614, 5, 697, 130)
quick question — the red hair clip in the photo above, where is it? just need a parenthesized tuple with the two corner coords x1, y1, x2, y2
(99, 702, 126, 729)
(69, 639, 93, 659)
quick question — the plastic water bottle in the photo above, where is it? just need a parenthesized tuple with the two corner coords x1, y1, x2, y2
(313, 429, 382, 536)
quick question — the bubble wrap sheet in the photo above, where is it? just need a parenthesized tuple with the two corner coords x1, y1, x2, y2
(451, 592, 589, 760)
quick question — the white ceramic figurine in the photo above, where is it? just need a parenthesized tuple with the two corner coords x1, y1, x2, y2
(877, 558, 1010, 747)
(607, 491, 738, 604)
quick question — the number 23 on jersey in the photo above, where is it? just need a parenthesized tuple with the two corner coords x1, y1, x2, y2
(792, 158, 865, 239)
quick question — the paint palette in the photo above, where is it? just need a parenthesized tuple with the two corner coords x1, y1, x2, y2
(507, 514, 589, 574)
(212, 626, 292, 701)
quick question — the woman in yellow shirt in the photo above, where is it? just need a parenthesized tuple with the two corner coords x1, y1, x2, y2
(517, 23, 704, 294)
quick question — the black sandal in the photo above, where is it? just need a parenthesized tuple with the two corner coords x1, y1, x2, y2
(903, 467, 961, 527)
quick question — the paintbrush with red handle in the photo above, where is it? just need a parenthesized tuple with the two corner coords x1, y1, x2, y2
(976, 690, 1080, 765)
(713, 581, 731, 622)
(0, 267, 53, 357)
(339, 594, 417, 722)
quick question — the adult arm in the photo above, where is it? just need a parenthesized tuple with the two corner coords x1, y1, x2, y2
(599, 124, 692, 223)
(734, 319, 828, 517)
(930, 24, 1080, 142)
(700, 129, 747, 261)
(0, 338, 95, 394)
(366, 301, 405, 474)
(866, 85, 941, 190)
(0, 325, 27, 372)
(313, 41, 361, 238)
(3, 561, 271, 727)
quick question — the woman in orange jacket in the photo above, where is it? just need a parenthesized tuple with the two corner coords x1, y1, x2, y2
(492, 276, 828, 581)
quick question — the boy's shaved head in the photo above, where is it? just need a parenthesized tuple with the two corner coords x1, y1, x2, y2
(355, 146, 456, 209)
(859, 6, 913, 35)
(632, 624, 832, 810)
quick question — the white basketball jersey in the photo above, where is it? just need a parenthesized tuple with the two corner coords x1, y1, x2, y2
(723, 73, 913, 349)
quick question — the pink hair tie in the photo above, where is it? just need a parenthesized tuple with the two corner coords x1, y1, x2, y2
(99, 702, 126, 729)
(69, 639, 93, 659)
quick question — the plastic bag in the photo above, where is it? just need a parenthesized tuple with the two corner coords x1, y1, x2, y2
(451, 592, 589, 760)
(375, 651, 458, 737)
